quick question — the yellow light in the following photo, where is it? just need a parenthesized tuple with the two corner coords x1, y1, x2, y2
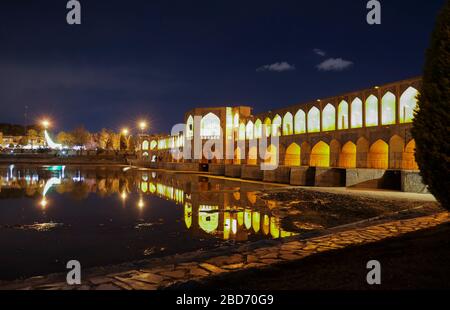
(139, 121, 147, 131)
(122, 128, 129, 136)
(121, 191, 127, 201)
(138, 198, 145, 209)
(41, 119, 50, 129)
(40, 197, 48, 209)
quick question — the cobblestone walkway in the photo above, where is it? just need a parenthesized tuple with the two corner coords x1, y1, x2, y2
(3, 212, 449, 290)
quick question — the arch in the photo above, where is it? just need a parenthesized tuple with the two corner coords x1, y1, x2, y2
(252, 212, 261, 233)
(294, 109, 306, 134)
(272, 114, 282, 137)
(381, 92, 396, 125)
(234, 147, 243, 165)
(307, 107, 320, 133)
(200, 113, 221, 138)
(263, 117, 272, 137)
(339, 141, 356, 168)
(246, 121, 254, 140)
(400, 87, 419, 123)
(351, 98, 363, 128)
(389, 135, 404, 169)
(264, 144, 278, 166)
(150, 140, 157, 150)
(186, 115, 194, 139)
(368, 140, 388, 169)
(248, 146, 258, 165)
(338, 100, 349, 130)
(365, 95, 379, 127)
(282, 112, 293, 135)
(142, 140, 149, 150)
(285, 143, 301, 166)
(403, 140, 419, 170)
(198, 205, 219, 233)
(322, 104, 336, 131)
(310, 141, 330, 167)
(238, 123, 246, 140)
(254, 119, 262, 139)
(330, 139, 341, 167)
(233, 113, 239, 128)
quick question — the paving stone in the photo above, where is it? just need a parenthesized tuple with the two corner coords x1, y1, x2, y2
(159, 270, 186, 279)
(95, 283, 121, 290)
(246, 254, 259, 263)
(189, 268, 210, 277)
(131, 273, 164, 284)
(259, 252, 279, 259)
(89, 276, 112, 285)
(199, 263, 226, 274)
(222, 263, 245, 270)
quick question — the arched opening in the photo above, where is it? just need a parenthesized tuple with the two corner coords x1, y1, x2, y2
(330, 139, 341, 167)
(272, 114, 282, 137)
(368, 140, 388, 169)
(338, 100, 349, 130)
(310, 141, 330, 167)
(389, 135, 404, 169)
(339, 141, 356, 168)
(233, 113, 239, 128)
(246, 121, 254, 140)
(254, 119, 262, 139)
(248, 146, 258, 165)
(264, 117, 272, 137)
(150, 140, 157, 150)
(142, 140, 149, 150)
(186, 115, 194, 139)
(264, 144, 278, 166)
(294, 109, 306, 134)
(400, 87, 419, 123)
(351, 98, 363, 128)
(285, 143, 301, 166)
(322, 104, 336, 131)
(381, 92, 396, 125)
(282, 112, 293, 135)
(307, 107, 320, 133)
(238, 123, 246, 140)
(198, 205, 219, 234)
(403, 140, 419, 170)
(200, 113, 221, 138)
(365, 95, 379, 127)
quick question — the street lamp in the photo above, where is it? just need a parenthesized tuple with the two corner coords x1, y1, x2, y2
(41, 119, 50, 129)
(139, 121, 147, 135)
(122, 128, 129, 136)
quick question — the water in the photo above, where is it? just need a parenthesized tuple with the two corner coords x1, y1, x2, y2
(0, 164, 294, 281)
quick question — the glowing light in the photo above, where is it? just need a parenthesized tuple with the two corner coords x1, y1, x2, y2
(139, 121, 147, 131)
(40, 197, 48, 209)
(137, 198, 145, 209)
(122, 128, 129, 136)
(41, 119, 50, 129)
(121, 191, 127, 201)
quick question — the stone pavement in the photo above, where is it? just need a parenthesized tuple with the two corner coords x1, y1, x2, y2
(2, 212, 448, 290)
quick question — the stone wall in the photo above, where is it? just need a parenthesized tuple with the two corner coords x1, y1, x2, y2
(241, 165, 263, 181)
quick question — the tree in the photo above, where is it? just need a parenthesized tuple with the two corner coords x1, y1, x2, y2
(411, 1, 450, 209)
(57, 131, 75, 146)
(71, 126, 90, 147)
(27, 129, 38, 138)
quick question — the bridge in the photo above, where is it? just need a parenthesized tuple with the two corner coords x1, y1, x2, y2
(138, 77, 426, 193)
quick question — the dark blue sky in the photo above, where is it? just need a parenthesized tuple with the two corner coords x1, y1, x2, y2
(0, 0, 444, 133)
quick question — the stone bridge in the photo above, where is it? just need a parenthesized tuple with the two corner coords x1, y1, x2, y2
(137, 77, 427, 193)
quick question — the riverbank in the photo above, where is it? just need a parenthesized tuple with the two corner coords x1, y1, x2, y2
(0, 154, 129, 165)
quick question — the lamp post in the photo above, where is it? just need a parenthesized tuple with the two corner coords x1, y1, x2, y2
(41, 119, 51, 148)
(139, 121, 147, 135)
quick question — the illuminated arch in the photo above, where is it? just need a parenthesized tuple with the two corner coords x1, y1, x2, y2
(381, 92, 396, 125)
(307, 107, 320, 133)
(142, 140, 149, 150)
(200, 112, 221, 138)
(365, 95, 379, 127)
(270, 217, 280, 238)
(248, 146, 258, 165)
(338, 100, 349, 130)
(282, 112, 293, 135)
(403, 140, 419, 170)
(262, 215, 270, 235)
(186, 115, 194, 139)
(234, 147, 243, 165)
(272, 114, 282, 137)
(198, 205, 219, 233)
(351, 98, 363, 128)
(263, 117, 272, 137)
(246, 121, 254, 140)
(400, 87, 419, 123)
(310, 141, 330, 167)
(233, 113, 239, 128)
(244, 209, 252, 230)
(252, 212, 261, 233)
(322, 103, 336, 131)
(150, 140, 157, 150)
(184, 203, 192, 229)
(254, 119, 262, 139)
(389, 135, 404, 169)
(339, 141, 356, 168)
(294, 109, 306, 134)
(368, 140, 388, 169)
(285, 143, 301, 166)
(238, 123, 246, 140)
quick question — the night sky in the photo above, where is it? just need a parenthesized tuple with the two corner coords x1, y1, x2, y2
(0, 0, 445, 133)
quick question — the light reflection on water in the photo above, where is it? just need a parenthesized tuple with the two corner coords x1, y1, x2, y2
(0, 165, 294, 280)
